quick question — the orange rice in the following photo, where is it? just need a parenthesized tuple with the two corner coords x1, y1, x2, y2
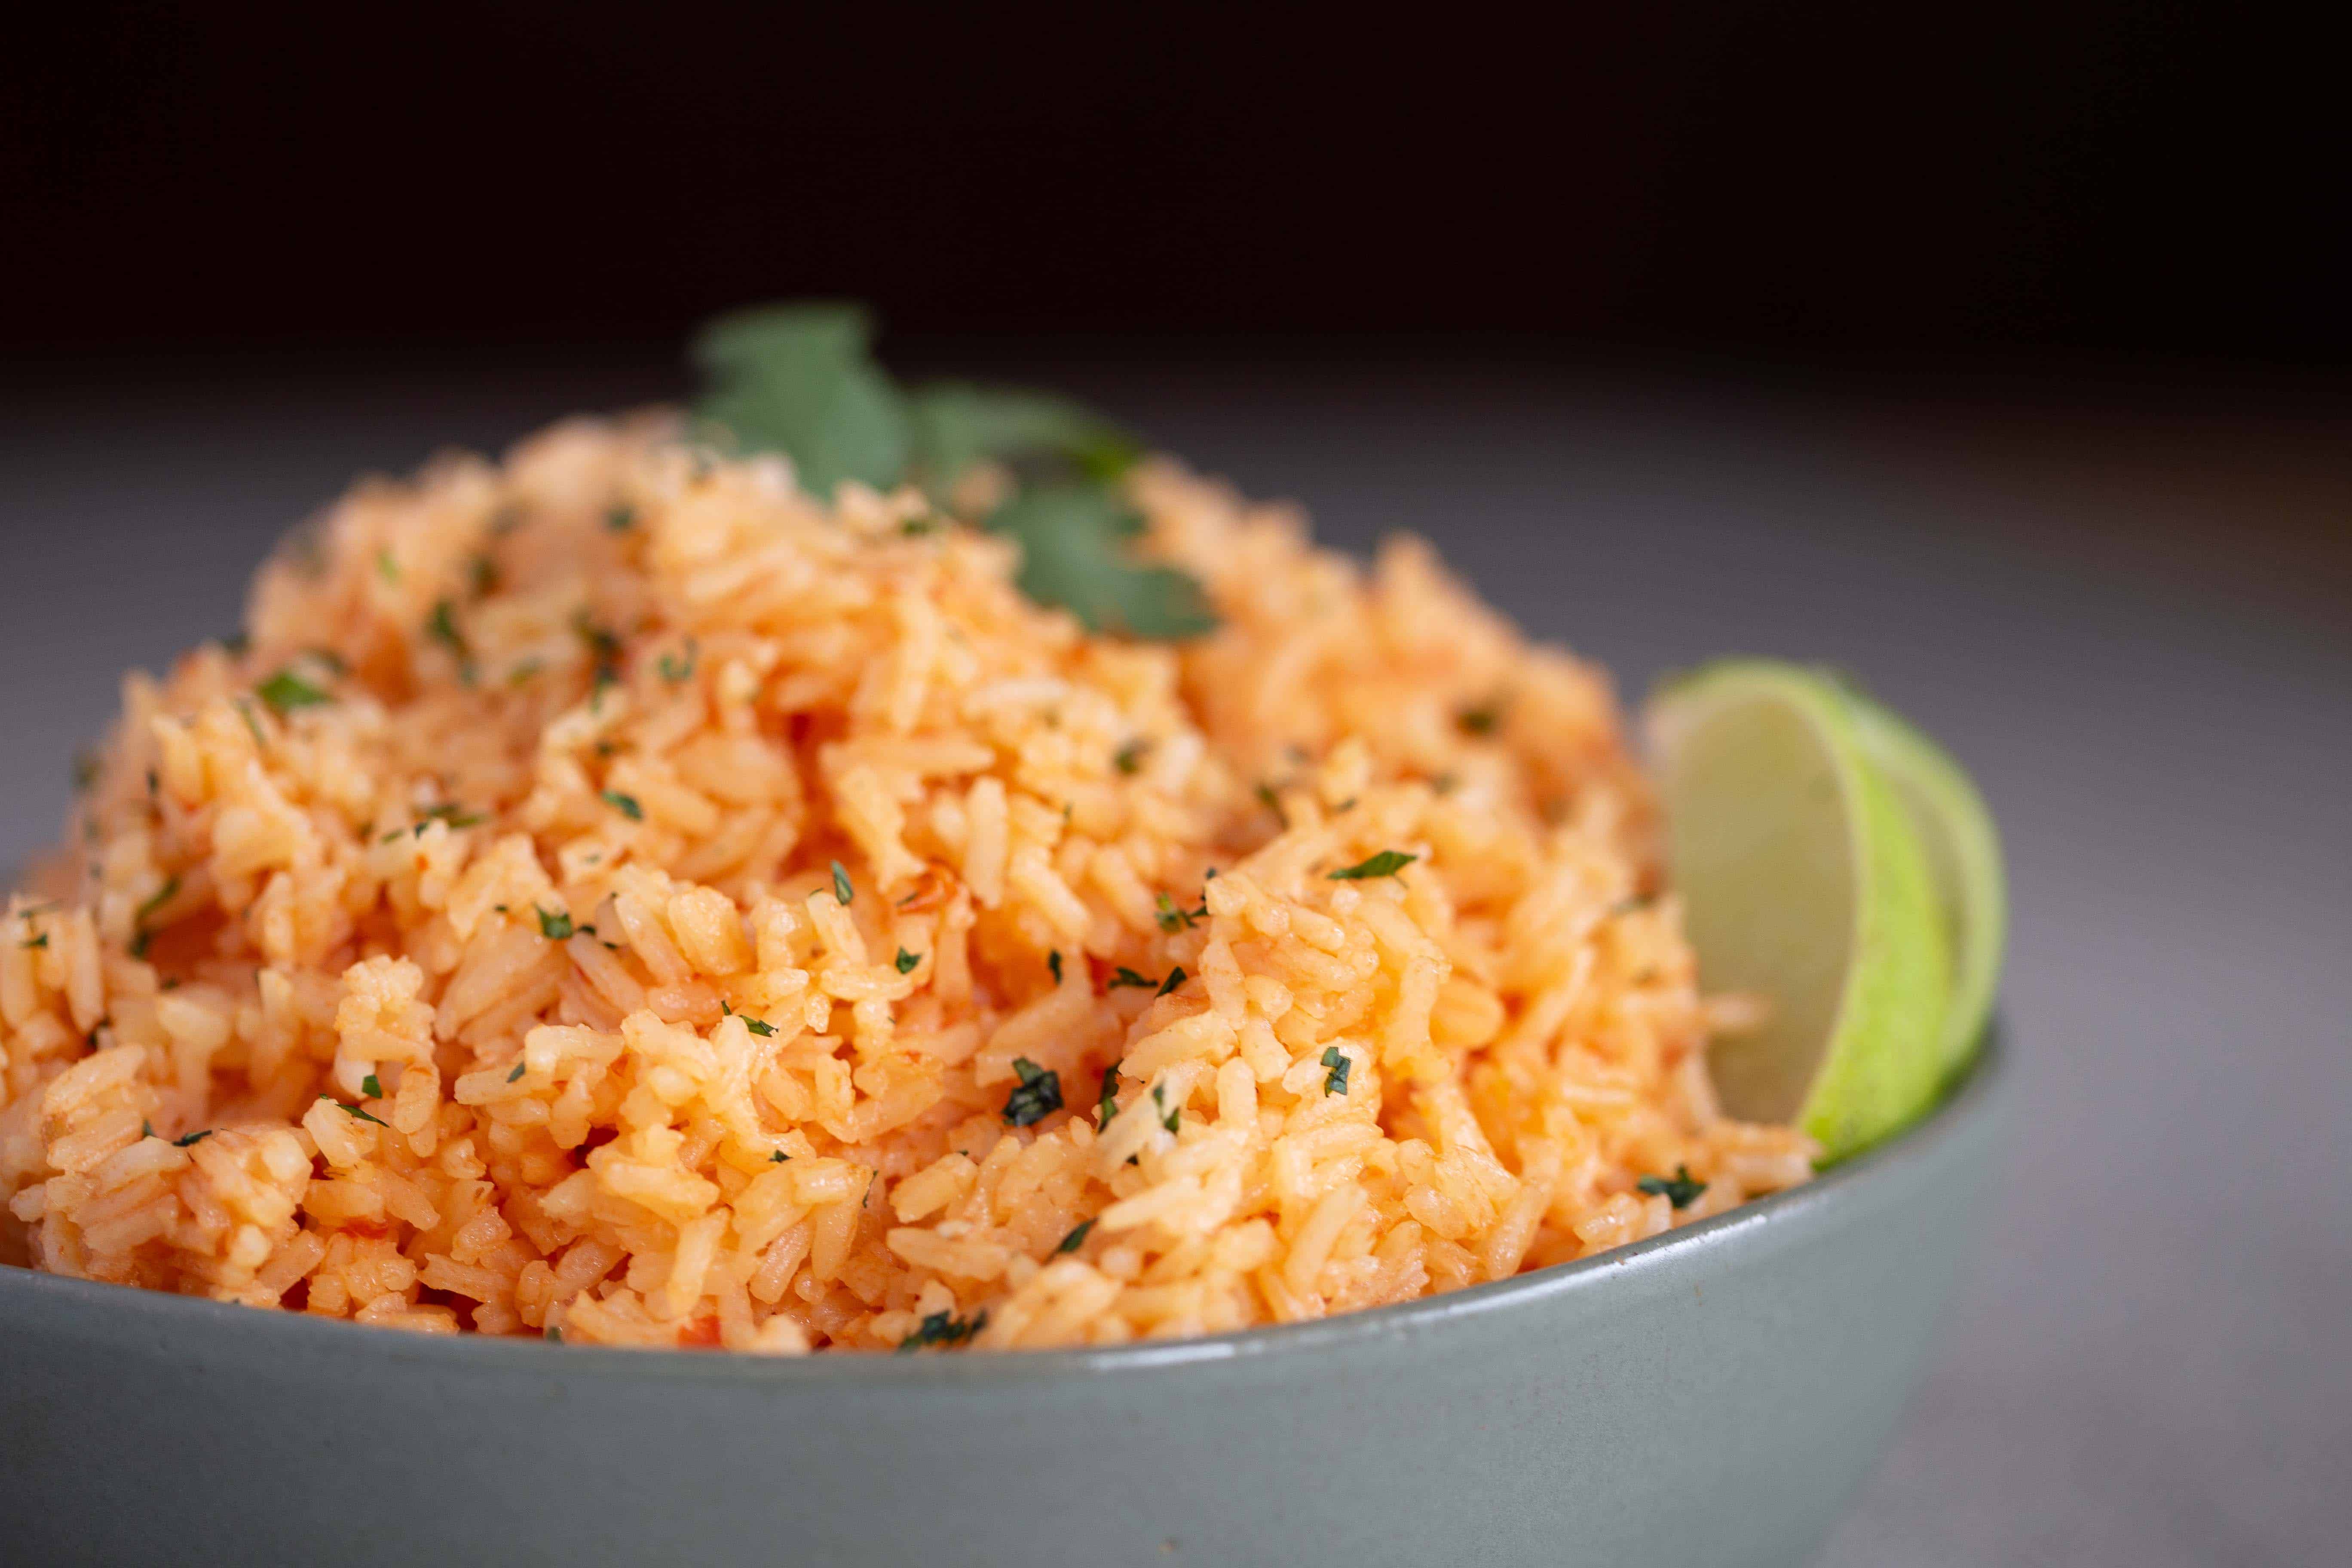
(0, 415, 1815, 1351)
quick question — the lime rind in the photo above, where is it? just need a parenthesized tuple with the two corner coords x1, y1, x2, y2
(1798, 747, 1952, 1157)
(1648, 662, 1964, 1162)
(1842, 692, 2006, 1088)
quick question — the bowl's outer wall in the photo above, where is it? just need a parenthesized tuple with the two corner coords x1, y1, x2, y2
(0, 1042, 2006, 1568)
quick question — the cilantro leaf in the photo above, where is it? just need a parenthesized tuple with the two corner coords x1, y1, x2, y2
(1057, 1218, 1096, 1254)
(905, 383, 1139, 494)
(688, 303, 1213, 639)
(691, 303, 910, 499)
(985, 484, 1216, 640)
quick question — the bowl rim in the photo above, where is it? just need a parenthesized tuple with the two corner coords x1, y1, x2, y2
(0, 1026, 2006, 1387)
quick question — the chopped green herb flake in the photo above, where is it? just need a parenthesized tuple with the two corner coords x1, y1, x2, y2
(419, 803, 485, 830)
(426, 598, 469, 662)
(506, 1062, 526, 1083)
(1108, 966, 1157, 989)
(132, 876, 181, 938)
(1637, 1165, 1708, 1209)
(900, 514, 939, 537)
(1157, 965, 1187, 997)
(1256, 782, 1289, 828)
(1154, 892, 1205, 933)
(1329, 850, 1416, 881)
(606, 503, 636, 533)
(1320, 1045, 1351, 1096)
(601, 790, 644, 821)
(896, 1308, 986, 1353)
(544, 1323, 562, 1343)
(323, 1095, 389, 1128)
(360, 1073, 383, 1099)
(1097, 1064, 1121, 1124)
(173, 1129, 212, 1148)
(1057, 1219, 1096, 1254)
(234, 700, 268, 747)
(257, 669, 332, 715)
(740, 1015, 777, 1038)
(1114, 739, 1148, 775)
(20, 932, 47, 949)
(657, 640, 698, 683)
(376, 548, 400, 583)
(1047, 950, 1063, 984)
(573, 615, 622, 662)
(508, 658, 544, 686)
(535, 907, 576, 940)
(1002, 1057, 1063, 1127)
(142, 1119, 154, 1140)
(1153, 1082, 1181, 1133)
(770, 1150, 791, 1164)
(1456, 700, 1504, 736)
(894, 947, 920, 974)
(831, 860, 854, 904)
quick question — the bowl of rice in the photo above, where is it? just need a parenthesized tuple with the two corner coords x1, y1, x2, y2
(0, 324, 2006, 1565)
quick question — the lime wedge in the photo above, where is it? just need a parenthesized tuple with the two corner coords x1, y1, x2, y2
(1647, 662, 1952, 1161)
(1841, 688, 2005, 1087)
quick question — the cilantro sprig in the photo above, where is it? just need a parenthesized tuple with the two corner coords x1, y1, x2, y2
(691, 303, 1214, 640)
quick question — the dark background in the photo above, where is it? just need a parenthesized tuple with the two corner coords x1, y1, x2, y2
(3, 8, 2347, 1565)
(5, 2, 2346, 368)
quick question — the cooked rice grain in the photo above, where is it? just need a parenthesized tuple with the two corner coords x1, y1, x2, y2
(0, 417, 1815, 1351)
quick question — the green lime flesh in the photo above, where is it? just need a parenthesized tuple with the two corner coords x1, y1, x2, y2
(1648, 663, 1953, 1161)
(1843, 692, 2006, 1087)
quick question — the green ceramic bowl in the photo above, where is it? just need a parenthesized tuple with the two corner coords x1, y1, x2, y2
(0, 1031, 2006, 1567)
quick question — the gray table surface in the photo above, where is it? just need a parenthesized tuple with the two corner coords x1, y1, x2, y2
(3, 354, 2344, 1566)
